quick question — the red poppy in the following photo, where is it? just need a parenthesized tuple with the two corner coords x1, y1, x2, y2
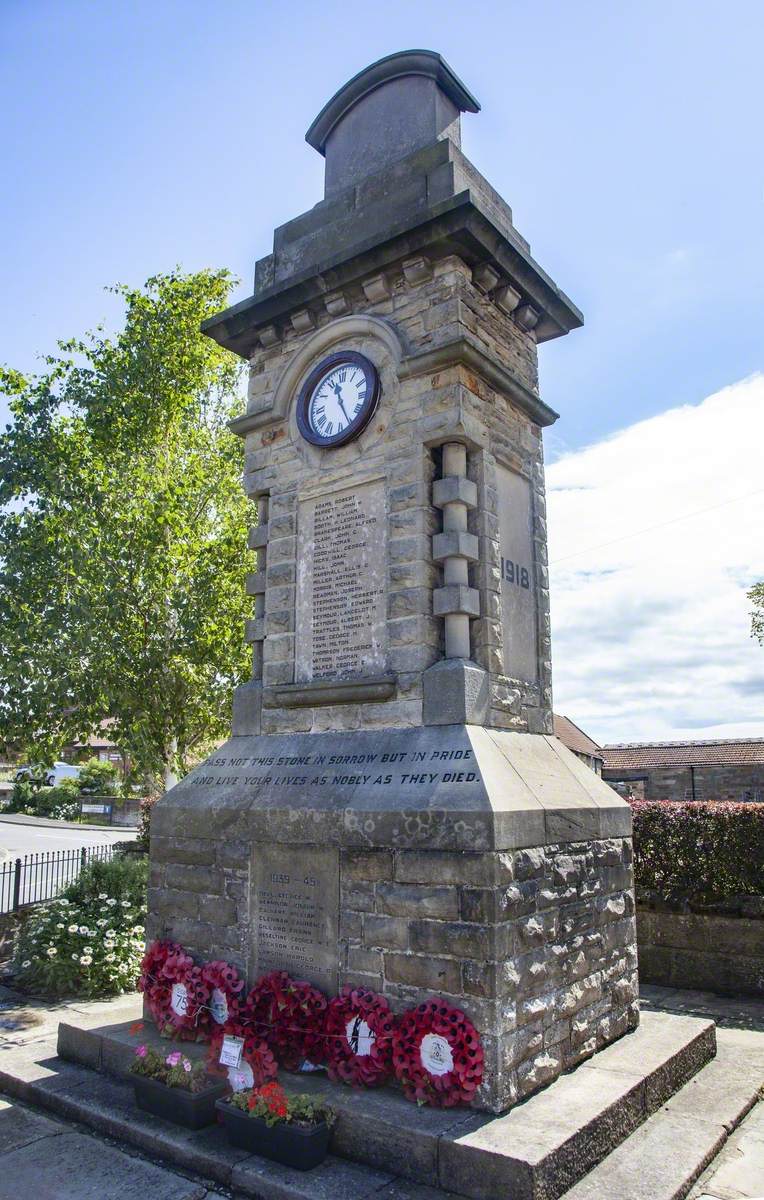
(392, 998, 483, 1107)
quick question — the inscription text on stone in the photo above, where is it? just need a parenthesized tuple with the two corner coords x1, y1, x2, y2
(295, 482, 387, 682)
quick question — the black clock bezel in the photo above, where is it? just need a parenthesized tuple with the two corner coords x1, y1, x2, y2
(296, 351, 381, 448)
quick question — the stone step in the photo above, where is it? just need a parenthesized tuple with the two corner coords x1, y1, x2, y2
(0, 1037, 440, 1199)
(56, 1008, 717, 1199)
(559, 1036, 764, 1200)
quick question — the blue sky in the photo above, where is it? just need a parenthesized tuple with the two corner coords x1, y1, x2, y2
(3, 0, 763, 740)
(3, 0, 762, 450)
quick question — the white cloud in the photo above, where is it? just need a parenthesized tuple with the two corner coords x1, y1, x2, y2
(546, 374, 764, 744)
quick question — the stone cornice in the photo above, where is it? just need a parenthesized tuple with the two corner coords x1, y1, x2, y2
(202, 193, 583, 360)
(399, 337, 559, 429)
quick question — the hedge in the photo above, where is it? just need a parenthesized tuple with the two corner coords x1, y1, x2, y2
(631, 800, 764, 904)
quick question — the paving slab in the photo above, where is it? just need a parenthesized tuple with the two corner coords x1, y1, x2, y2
(231, 1151, 396, 1199)
(0, 1126, 210, 1200)
(0, 1096, 66, 1154)
(690, 1101, 764, 1200)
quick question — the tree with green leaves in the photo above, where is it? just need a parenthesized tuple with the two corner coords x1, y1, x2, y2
(0, 269, 254, 789)
(750, 583, 764, 647)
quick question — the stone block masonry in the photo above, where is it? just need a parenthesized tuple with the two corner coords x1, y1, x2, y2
(148, 50, 639, 1119)
(147, 826, 638, 1112)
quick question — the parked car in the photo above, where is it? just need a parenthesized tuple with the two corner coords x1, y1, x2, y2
(14, 761, 82, 788)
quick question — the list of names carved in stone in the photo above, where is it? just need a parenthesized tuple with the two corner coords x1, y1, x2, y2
(251, 845, 339, 995)
(296, 481, 387, 682)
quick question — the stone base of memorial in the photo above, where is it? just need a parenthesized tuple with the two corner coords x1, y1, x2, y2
(148, 724, 639, 1114)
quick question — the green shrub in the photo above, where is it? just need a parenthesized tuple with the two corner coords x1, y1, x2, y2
(13, 854, 147, 998)
(77, 757, 119, 794)
(7, 777, 80, 820)
(7, 779, 37, 812)
(632, 800, 764, 905)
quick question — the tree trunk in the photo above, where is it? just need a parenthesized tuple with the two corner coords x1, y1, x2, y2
(163, 736, 178, 791)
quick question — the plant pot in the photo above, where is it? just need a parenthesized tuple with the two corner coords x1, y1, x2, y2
(215, 1099, 331, 1170)
(133, 1073, 226, 1129)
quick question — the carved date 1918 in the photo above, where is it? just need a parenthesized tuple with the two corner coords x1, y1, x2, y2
(501, 557, 530, 590)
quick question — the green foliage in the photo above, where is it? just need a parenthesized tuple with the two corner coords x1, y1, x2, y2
(130, 1045, 210, 1093)
(632, 800, 764, 905)
(750, 582, 764, 646)
(13, 853, 147, 998)
(0, 270, 254, 785)
(77, 756, 119, 794)
(229, 1082, 335, 1128)
(136, 792, 159, 851)
(6, 777, 80, 820)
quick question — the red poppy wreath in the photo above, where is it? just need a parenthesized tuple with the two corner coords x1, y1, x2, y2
(208, 1017, 278, 1092)
(138, 940, 196, 1036)
(324, 986, 395, 1087)
(201, 959, 246, 1030)
(247, 970, 328, 1071)
(392, 998, 484, 1107)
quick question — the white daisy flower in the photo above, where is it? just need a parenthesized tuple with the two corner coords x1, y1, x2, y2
(98, 893, 108, 900)
(67, 924, 78, 933)
(56, 923, 64, 930)
(105, 953, 115, 962)
(104, 941, 115, 950)
(21, 960, 30, 968)
(46, 947, 57, 957)
(79, 955, 92, 966)
(106, 898, 117, 906)
(78, 925, 88, 935)
(96, 919, 107, 927)
(105, 929, 116, 937)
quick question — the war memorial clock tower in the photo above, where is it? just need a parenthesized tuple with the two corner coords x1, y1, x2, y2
(149, 51, 639, 1113)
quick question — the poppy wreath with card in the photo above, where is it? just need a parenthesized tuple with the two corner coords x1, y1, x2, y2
(392, 998, 483, 1107)
(167, 963, 213, 1040)
(138, 940, 195, 1036)
(324, 985, 395, 1087)
(207, 1016, 278, 1091)
(246, 970, 328, 1071)
(201, 959, 246, 1031)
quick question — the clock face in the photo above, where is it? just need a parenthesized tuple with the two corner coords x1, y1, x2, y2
(296, 351, 380, 448)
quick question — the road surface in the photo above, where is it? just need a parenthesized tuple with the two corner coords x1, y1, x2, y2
(0, 818, 136, 859)
(0, 818, 137, 911)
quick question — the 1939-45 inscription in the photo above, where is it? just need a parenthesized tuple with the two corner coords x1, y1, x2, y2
(251, 844, 339, 995)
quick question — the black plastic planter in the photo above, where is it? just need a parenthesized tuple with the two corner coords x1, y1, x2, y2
(133, 1074, 226, 1129)
(215, 1099, 331, 1170)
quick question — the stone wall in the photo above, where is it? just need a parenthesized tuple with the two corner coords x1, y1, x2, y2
(147, 832, 638, 1112)
(604, 764, 764, 803)
(637, 906, 764, 997)
(240, 252, 553, 738)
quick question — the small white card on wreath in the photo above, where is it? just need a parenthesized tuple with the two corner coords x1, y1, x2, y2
(218, 1035, 244, 1068)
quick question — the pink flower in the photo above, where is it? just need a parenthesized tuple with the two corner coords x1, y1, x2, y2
(135, 1045, 147, 1058)
(182, 1059, 192, 1073)
(165, 1051, 181, 1067)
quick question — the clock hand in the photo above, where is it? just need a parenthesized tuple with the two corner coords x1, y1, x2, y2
(331, 382, 351, 424)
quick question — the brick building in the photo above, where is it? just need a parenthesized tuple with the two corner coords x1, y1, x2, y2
(600, 739, 764, 802)
(553, 714, 603, 775)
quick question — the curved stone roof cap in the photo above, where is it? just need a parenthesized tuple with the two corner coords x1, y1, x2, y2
(306, 49, 481, 155)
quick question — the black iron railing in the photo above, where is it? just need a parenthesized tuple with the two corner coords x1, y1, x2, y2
(0, 845, 116, 914)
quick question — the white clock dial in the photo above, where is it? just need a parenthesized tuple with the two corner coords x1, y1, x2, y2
(308, 363, 368, 439)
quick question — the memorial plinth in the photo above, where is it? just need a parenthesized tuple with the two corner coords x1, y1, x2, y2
(148, 49, 639, 1113)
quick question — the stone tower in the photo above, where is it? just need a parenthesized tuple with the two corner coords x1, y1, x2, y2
(149, 50, 639, 1113)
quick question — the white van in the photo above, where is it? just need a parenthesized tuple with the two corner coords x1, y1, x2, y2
(14, 762, 82, 787)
